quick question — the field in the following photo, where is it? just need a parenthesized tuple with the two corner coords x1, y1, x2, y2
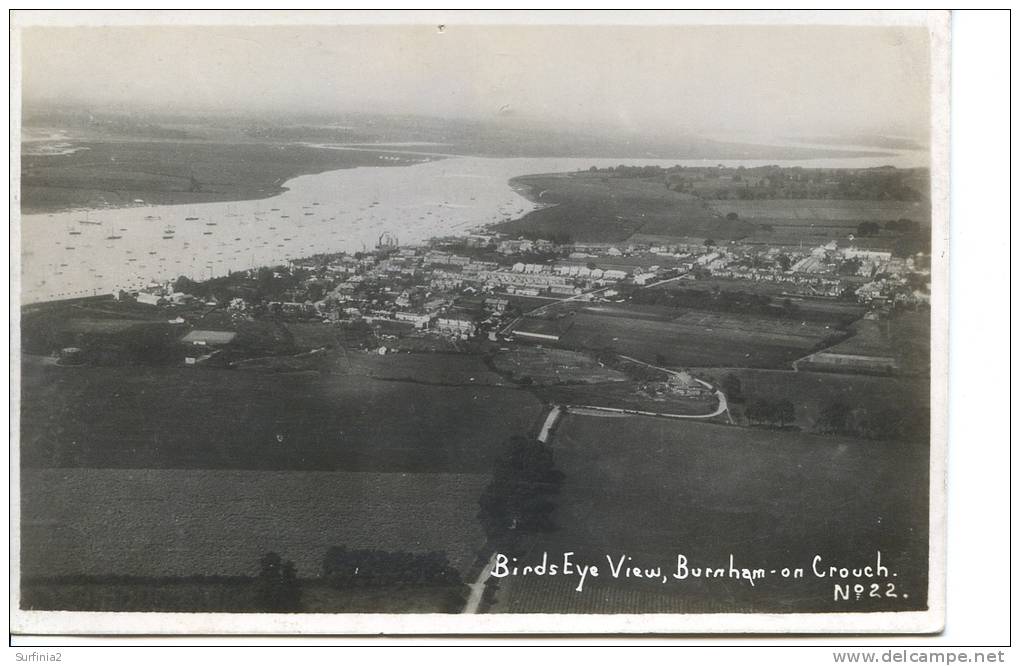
(493, 413, 929, 613)
(20, 355, 543, 473)
(691, 368, 930, 438)
(19, 349, 543, 611)
(337, 351, 513, 387)
(21, 468, 488, 579)
(21, 578, 466, 613)
(21, 140, 434, 213)
(495, 173, 753, 244)
(707, 199, 931, 249)
(706, 199, 931, 223)
(490, 348, 628, 386)
(553, 306, 840, 369)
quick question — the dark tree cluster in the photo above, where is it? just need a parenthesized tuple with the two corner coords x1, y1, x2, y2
(744, 398, 796, 427)
(816, 401, 930, 442)
(254, 551, 301, 612)
(856, 221, 882, 237)
(885, 218, 921, 233)
(721, 373, 744, 402)
(478, 436, 565, 544)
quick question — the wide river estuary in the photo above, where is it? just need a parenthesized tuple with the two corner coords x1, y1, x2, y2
(18, 150, 926, 304)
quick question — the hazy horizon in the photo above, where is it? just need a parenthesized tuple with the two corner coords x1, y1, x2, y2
(19, 23, 931, 144)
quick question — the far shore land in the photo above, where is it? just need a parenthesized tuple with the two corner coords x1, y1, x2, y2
(19, 130, 904, 216)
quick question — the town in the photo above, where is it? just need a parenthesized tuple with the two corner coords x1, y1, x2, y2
(108, 226, 931, 372)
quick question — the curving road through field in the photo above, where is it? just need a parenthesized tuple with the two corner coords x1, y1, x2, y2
(614, 354, 733, 422)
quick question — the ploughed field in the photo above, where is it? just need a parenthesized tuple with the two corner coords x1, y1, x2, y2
(494, 413, 929, 614)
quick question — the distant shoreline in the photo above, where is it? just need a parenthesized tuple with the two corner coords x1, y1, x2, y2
(19, 134, 910, 216)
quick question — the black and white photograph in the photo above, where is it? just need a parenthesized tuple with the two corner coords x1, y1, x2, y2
(10, 10, 954, 636)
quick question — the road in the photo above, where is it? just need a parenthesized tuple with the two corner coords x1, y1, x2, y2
(565, 400, 727, 421)
(523, 284, 616, 318)
(537, 405, 563, 443)
(616, 354, 733, 423)
(462, 404, 563, 614)
(462, 552, 499, 614)
(638, 269, 692, 290)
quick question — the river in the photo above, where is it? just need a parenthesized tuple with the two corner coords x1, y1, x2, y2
(17, 149, 928, 304)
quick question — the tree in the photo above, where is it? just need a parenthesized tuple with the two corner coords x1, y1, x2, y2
(818, 401, 851, 435)
(255, 551, 301, 612)
(857, 221, 881, 236)
(775, 399, 795, 427)
(745, 398, 769, 425)
(173, 275, 197, 294)
(721, 373, 743, 402)
(478, 436, 565, 543)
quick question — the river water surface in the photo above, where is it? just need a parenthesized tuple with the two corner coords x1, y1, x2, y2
(18, 149, 927, 304)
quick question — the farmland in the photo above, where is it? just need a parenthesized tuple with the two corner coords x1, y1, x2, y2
(20, 468, 482, 612)
(21, 468, 488, 579)
(706, 199, 931, 224)
(816, 311, 931, 375)
(493, 413, 929, 613)
(20, 356, 543, 472)
(706, 199, 930, 250)
(19, 348, 544, 611)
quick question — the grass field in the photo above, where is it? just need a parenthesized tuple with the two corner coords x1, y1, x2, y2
(21, 140, 433, 213)
(494, 413, 929, 613)
(20, 356, 543, 472)
(20, 468, 488, 581)
(706, 199, 931, 250)
(490, 348, 628, 386)
(706, 199, 930, 224)
(337, 351, 512, 387)
(555, 307, 839, 369)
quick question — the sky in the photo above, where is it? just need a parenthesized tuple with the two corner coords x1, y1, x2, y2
(18, 22, 932, 141)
